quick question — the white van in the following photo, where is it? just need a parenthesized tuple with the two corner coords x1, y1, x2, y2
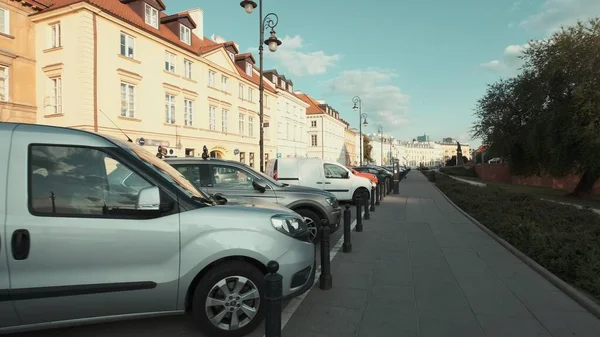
(265, 158, 374, 202)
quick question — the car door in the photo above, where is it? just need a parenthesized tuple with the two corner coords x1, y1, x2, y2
(5, 138, 180, 325)
(0, 127, 20, 329)
(209, 163, 278, 203)
(322, 163, 353, 200)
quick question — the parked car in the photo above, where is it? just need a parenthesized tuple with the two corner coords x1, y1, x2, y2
(0, 123, 315, 337)
(164, 157, 342, 242)
(354, 165, 394, 188)
(265, 158, 373, 203)
(347, 166, 378, 185)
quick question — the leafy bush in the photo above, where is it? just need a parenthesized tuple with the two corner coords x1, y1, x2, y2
(440, 166, 478, 177)
(436, 174, 600, 299)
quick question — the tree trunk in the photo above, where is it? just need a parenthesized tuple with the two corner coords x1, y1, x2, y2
(567, 169, 600, 198)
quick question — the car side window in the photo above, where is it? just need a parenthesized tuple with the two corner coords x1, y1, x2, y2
(29, 144, 153, 217)
(211, 165, 254, 189)
(323, 164, 347, 179)
(175, 165, 201, 186)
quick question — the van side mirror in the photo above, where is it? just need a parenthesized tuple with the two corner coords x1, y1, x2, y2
(136, 186, 161, 210)
(252, 179, 267, 193)
(342, 171, 350, 179)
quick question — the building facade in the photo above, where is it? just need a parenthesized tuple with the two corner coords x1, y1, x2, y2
(31, 0, 278, 170)
(436, 138, 471, 164)
(264, 69, 308, 159)
(0, 0, 45, 123)
(343, 125, 357, 166)
(297, 92, 346, 164)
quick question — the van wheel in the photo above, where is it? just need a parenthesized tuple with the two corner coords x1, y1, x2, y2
(295, 208, 321, 244)
(352, 187, 370, 204)
(192, 261, 265, 337)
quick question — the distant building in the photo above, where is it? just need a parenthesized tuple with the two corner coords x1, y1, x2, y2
(416, 134, 430, 142)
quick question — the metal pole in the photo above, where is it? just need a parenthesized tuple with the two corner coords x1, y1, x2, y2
(359, 108, 362, 166)
(258, 0, 265, 173)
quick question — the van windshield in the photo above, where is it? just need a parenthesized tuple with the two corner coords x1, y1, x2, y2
(112, 140, 213, 203)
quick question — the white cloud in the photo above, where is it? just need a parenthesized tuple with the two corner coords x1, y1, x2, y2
(322, 69, 410, 129)
(250, 35, 341, 76)
(520, 0, 600, 33)
(479, 43, 531, 72)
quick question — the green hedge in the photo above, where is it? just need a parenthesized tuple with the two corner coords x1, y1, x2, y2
(439, 166, 478, 177)
(435, 174, 600, 299)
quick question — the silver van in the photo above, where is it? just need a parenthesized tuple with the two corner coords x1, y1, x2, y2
(164, 157, 342, 242)
(0, 123, 315, 337)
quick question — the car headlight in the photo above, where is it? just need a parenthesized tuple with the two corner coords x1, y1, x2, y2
(325, 197, 338, 208)
(271, 215, 307, 237)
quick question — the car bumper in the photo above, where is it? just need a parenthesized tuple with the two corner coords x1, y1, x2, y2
(283, 248, 317, 300)
(327, 207, 342, 233)
(276, 239, 316, 297)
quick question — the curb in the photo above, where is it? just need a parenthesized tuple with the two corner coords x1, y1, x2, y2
(433, 184, 600, 320)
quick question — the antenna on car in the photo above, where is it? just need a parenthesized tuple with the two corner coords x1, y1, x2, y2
(99, 109, 133, 143)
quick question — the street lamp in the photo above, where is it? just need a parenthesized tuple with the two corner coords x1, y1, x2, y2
(389, 136, 394, 164)
(353, 96, 368, 166)
(377, 124, 383, 166)
(240, 0, 282, 173)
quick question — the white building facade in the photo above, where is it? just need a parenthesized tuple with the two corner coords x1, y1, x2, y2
(264, 70, 308, 159)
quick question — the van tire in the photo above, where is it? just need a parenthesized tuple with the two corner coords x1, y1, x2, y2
(295, 208, 321, 243)
(352, 187, 370, 204)
(192, 261, 265, 337)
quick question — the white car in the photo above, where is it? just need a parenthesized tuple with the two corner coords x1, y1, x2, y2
(265, 158, 374, 202)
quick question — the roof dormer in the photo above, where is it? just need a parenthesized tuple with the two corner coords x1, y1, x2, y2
(120, 0, 166, 30)
(235, 53, 256, 77)
(160, 13, 196, 45)
(222, 42, 239, 62)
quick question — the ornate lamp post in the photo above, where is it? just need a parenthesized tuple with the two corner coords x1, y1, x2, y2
(352, 96, 368, 166)
(377, 124, 383, 165)
(240, 0, 282, 172)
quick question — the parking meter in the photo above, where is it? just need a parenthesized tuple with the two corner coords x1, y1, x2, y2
(393, 161, 400, 194)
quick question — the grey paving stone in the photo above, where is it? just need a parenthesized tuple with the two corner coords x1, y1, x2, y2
(475, 314, 552, 337)
(418, 309, 484, 337)
(303, 285, 368, 310)
(534, 311, 600, 337)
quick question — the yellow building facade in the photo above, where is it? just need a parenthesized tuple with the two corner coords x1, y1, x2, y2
(31, 0, 277, 168)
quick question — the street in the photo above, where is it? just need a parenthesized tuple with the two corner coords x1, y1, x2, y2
(5, 204, 361, 337)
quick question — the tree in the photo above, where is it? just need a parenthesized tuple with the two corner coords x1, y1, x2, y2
(363, 135, 373, 163)
(472, 18, 600, 197)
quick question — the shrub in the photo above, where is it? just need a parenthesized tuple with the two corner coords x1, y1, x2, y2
(435, 174, 600, 299)
(440, 166, 478, 178)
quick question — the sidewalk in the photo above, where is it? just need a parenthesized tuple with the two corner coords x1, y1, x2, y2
(281, 171, 600, 337)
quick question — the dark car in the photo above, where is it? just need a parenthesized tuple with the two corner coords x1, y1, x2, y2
(354, 165, 393, 188)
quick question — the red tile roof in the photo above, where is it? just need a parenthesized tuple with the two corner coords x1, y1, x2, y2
(297, 93, 326, 115)
(11, 0, 50, 10)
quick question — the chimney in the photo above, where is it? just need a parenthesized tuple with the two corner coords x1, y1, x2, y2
(294, 90, 303, 94)
(187, 8, 204, 40)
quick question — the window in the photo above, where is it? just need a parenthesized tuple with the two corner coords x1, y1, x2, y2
(29, 145, 153, 216)
(0, 66, 7, 102)
(264, 95, 268, 107)
(120, 32, 135, 58)
(248, 116, 254, 137)
(264, 120, 270, 138)
(50, 77, 62, 114)
(248, 88, 253, 102)
(246, 63, 252, 76)
(208, 70, 216, 87)
(165, 93, 175, 124)
(294, 124, 297, 141)
(179, 25, 191, 44)
(184, 99, 193, 126)
(144, 4, 159, 28)
(221, 76, 228, 92)
(173, 165, 211, 188)
(0, 8, 9, 35)
(239, 113, 245, 135)
(221, 109, 228, 132)
(286, 102, 290, 113)
(120, 82, 135, 118)
(323, 164, 348, 179)
(311, 120, 317, 128)
(277, 122, 282, 136)
(50, 22, 61, 48)
(184, 59, 192, 79)
(228, 51, 235, 61)
(249, 153, 255, 168)
(209, 105, 216, 130)
(287, 123, 291, 140)
(212, 165, 254, 190)
(165, 51, 176, 72)
(238, 84, 244, 99)
(311, 134, 318, 147)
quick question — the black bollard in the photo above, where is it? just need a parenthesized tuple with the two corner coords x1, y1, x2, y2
(355, 197, 363, 232)
(364, 193, 370, 220)
(319, 219, 332, 290)
(343, 204, 352, 253)
(370, 187, 376, 211)
(264, 261, 282, 337)
(379, 183, 384, 202)
(375, 183, 380, 205)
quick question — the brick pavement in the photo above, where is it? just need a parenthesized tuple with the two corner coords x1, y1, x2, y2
(281, 170, 600, 337)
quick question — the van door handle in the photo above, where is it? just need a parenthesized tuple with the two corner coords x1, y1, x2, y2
(324, 182, 331, 184)
(11, 229, 31, 260)
(316, 182, 323, 184)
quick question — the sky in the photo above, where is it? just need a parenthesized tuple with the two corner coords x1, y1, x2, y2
(168, 0, 600, 148)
